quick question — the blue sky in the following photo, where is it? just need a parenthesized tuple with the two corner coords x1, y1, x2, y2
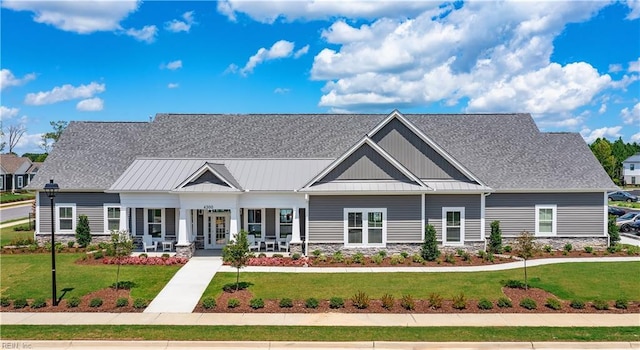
(1, 0, 639, 155)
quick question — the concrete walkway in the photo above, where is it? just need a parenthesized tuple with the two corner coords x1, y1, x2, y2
(2, 311, 639, 327)
(217, 256, 640, 273)
(143, 257, 222, 313)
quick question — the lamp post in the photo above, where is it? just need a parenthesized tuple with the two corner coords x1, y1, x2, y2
(44, 179, 59, 306)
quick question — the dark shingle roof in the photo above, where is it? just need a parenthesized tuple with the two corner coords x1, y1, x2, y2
(30, 113, 615, 191)
(0, 154, 32, 174)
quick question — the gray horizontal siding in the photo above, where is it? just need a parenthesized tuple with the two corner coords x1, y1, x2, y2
(485, 193, 605, 237)
(425, 194, 481, 241)
(320, 143, 411, 182)
(38, 192, 120, 234)
(308, 195, 422, 243)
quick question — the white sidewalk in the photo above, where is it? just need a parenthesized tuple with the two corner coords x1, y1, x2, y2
(143, 257, 222, 313)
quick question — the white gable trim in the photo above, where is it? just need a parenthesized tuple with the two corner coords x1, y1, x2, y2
(174, 162, 238, 191)
(300, 136, 430, 191)
(367, 110, 487, 187)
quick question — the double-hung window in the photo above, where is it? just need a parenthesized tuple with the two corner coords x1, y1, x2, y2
(104, 205, 121, 232)
(535, 204, 557, 236)
(344, 208, 386, 247)
(278, 209, 293, 238)
(56, 204, 76, 232)
(442, 207, 464, 245)
(147, 209, 163, 238)
(247, 209, 262, 238)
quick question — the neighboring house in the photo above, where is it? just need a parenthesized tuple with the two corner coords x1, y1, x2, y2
(622, 153, 640, 186)
(0, 154, 33, 193)
(27, 111, 616, 258)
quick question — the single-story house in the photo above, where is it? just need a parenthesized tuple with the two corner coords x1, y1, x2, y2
(1, 154, 34, 193)
(622, 153, 640, 186)
(27, 110, 616, 258)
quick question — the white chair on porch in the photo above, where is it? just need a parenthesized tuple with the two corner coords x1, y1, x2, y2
(278, 234, 292, 252)
(248, 235, 260, 252)
(143, 240, 158, 253)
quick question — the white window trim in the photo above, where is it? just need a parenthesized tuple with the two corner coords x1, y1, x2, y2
(343, 208, 387, 248)
(55, 203, 77, 233)
(144, 208, 165, 241)
(275, 208, 294, 239)
(0, 176, 4, 190)
(17, 176, 23, 189)
(535, 204, 557, 236)
(103, 204, 122, 234)
(244, 208, 265, 240)
(442, 207, 465, 246)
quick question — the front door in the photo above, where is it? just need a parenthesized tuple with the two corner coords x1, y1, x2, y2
(204, 212, 229, 249)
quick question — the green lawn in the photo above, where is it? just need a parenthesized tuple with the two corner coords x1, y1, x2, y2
(0, 253, 181, 300)
(0, 227, 33, 247)
(611, 200, 640, 209)
(205, 262, 640, 301)
(0, 192, 35, 204)
(1, 325, 638, 342)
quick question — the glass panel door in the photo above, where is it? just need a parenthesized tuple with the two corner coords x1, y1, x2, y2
(215, 216, 227, 246)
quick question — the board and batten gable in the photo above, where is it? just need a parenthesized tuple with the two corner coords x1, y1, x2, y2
(424, 194, 482, 241)
(370, 118, 470, 181)
(484, 193, 606, 237)
(38, 192, 120, 234)
(308, 195, 422, 243)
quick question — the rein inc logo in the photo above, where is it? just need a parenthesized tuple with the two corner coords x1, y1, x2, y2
(2, 343, 32, 349)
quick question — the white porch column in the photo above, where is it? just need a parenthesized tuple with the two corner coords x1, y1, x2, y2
(291, 206, 301, 243)
(119, 206, 128, 232)
(177, 208, 189, 245)
(229, 208, 239, 241)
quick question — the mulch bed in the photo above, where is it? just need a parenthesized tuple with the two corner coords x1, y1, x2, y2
(193, 288, 640, 314)
(0, 288, 143, 313)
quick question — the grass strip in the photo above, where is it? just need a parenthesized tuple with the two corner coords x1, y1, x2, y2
(2, 325, 639, 342)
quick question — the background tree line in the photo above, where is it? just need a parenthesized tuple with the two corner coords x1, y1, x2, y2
(590, 137, 640, 185)
(1, 120, 67, 162)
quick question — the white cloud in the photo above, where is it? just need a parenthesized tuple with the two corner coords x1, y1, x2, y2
(274, 87, 290, 94)
(240, 40, 295, 75)
(1, 69, 36, 90)
(580, 126, 623, 143)
(162, 60, 182, 70)
(167, 83, 179, 89)
(0, 106, 19, 119)
(25, 82, 105, 105)
(76, 97, 104, 111)
(629, 58, 640, 73)
(608, 64, 623, 73)
(224, 64, 239, 75)
(1, 0, 139, 34)
(624, 0, 640, 19)
(125, 25, 157, 43)
(294, 45, 310, 59)
(621, 103, 640, 125)
(165, 11, 195, 32)
(599, 104, 607, 114)
(631, 132, 640, 142)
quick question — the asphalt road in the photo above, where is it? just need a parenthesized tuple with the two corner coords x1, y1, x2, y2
(0, 202, 33, 222)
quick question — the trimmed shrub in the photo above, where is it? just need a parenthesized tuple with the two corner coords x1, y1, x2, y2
(311, 249, 322, 257)
(13, 298, 28, 309)
(421, 224, 440, 261)
(89, 298, 103, 308)
(138, 253, 148, 258)
(202, 297, 216, 309)
(563, 243, 573, 252)
(93, 250, 104, 259)
(584, 246, 594, 254)
(116, 298, 129, 308)
(222, 281, 252, 292)
(272, 253, 283, 258)
(608, 215, 620, 246)
(66, 296, 81, 308)
(227, 298, 240, 308)
(377, 250, 387, 258)
(519, 298, 537, 310)
(1, 296, 10, 307)
(133, 298, 147, 309)
(545, 298, 562, 310)
(352, 252, 365, 264)
(390, 254, 405, 265)
(258, 252, 267, 258)
(381, 293, 394, 310)
(76, 214, 92, 247)
(412, 254, 424, 263)
(452, 293, 467, 310)
(291, 253, 301, 260)
(461, 252, 471, 262)
(543, 245, 553, 253)
(488, 220, 503, 254)
(444, 253, 456, 264)
(67, 240, 75, 248)
(250, 298, 264, 309)
(503, 245, 512, 253)
(570, 299, 585, 309)
(592, 299, 609, 310)
(400, 251, 409, 258)
(305, 297, 319, 309)
(279, 298, 293, 308)
(614, 298, 628, 310)
(332, 251, 345, 263)
(110, 281, 136, 290)
(502, 279, 526, 289)
(329, 297, 344, 309)
(428, 293, 443, 309)
(400, 294, 415, 310)
(371, 254, 383, 265)
(351, 291, 370, 309)
(161, 253, 171, 258)
(497, 297, 513, 308)
(477, 298, 493, 310)
(31, 297, 47, 309)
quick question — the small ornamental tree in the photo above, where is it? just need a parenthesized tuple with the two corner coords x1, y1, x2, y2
(75, 214, 91, 247)
(421, 224, 440, 261)
(488, 221, 503, 254)
(514, 230, 539, 290)
(111, 230, 134, 293)
(608, 215, 620, 246)
(223, 230, 251, 291)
